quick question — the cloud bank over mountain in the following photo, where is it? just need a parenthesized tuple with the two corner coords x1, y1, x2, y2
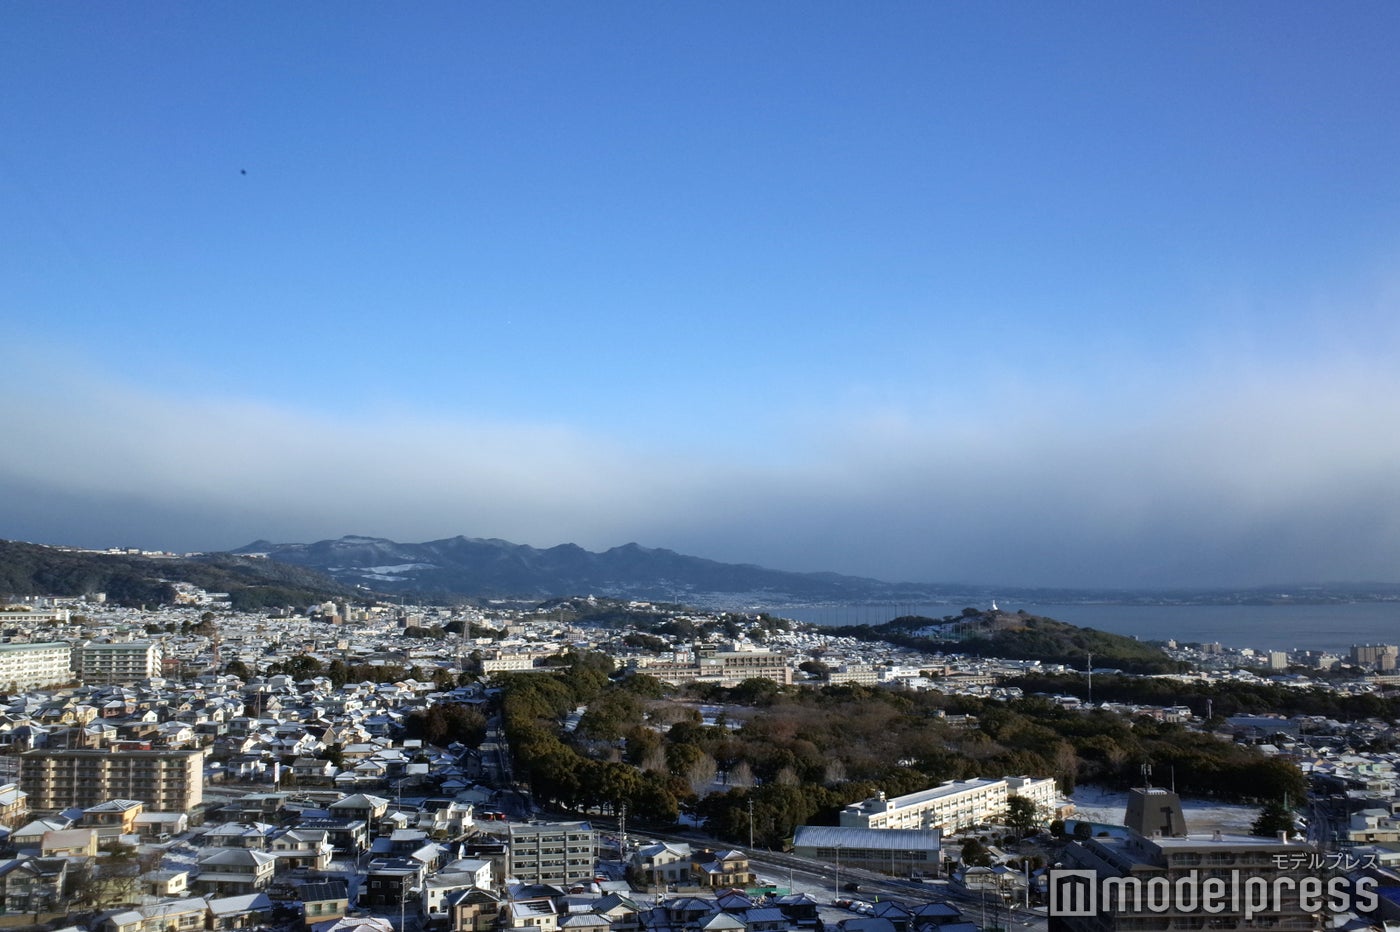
(5, 348, 1400, 590)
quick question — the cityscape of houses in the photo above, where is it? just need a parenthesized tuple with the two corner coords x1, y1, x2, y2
(0, 589, 1398, 932)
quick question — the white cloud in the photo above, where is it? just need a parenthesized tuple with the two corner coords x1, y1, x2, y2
(4, 349, 1400, 588)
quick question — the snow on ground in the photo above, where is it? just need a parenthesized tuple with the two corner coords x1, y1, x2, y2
(1069, 784, 1258, 834)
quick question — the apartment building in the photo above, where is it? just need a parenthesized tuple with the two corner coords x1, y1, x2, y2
(637, 644, 793, 688)
(827, 663, 881, 686)
(19, 748, 206, 812)
(0, 643, 72, 691)
(1351, 643, 1399, 671)
(840, 775, 1059, 833)
(505, 821, 598, 886)
(1056, 823, 1322, 932)
(74, 641, 163, 684)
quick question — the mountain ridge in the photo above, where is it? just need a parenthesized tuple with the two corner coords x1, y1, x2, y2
(228, 534, 1400, 607)
(230, 533, 911, 603)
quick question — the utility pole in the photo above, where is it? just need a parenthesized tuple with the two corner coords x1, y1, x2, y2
(1086, 652, 1093, 706)
(748, 797, 755, 850)
(619, 802, 628, 858)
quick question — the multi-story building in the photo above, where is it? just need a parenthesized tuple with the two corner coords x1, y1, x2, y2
(1351, 643, 1398, 671)
(1054, 825, 1323, 932)
(73, 640, 163, 684)
(19, 748, 206, 812)
(636, 643, 794, 688)
(481, 653, 539, 674)
(0, 643, 72, 691)
(827, 663, 882, 686)
(505, 821, 598, 886)
(0, 607, 70, 625)
(840, 775, 1060, 833)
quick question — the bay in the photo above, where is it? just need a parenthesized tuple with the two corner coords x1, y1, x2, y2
(770, 601, 1400, 654)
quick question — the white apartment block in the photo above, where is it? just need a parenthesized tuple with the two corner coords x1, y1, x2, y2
(74, 641, 163, 684)
(840, 775, 1059, 833)
(481, 652, 539, 674)
(0, 607, 71, 625)
(0, 643, 72, 690)
(827, 663, 881, 686)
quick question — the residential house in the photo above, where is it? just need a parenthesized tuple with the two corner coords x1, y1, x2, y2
(10, 817, 69, 849)
(103, 897, 208, 932)
(140, 869, 189, 899)
(81, 799, 145, 837)
(0, 856, 66, 913)
(447, 887, 503, 932)
(559, 914, 611, 932)
(0, 783, 29, 828)
(131, 811, 188, 839)
(632, 842, 693, 888)
(206, 892, 275, 931)
(204, 821, 278, 849)
(773, 893, 820, 926)
(40, 828, 98, 857)
(691, 850, 753, 889)
(502, 895, 558, 932)
(419, 801, 474, 839)
(310, 917, 395, 932)
(593, 893, 642, 932)
(328, 792, 390, 830)
(194, 847, 277, 896)
(269, 827, 334, 871)
(422, 867, 492, 923)
(300, 879, 350, 927)
(361, 858, 420, 908)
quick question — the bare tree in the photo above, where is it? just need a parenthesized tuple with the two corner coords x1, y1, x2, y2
(686, 752, 718, 795)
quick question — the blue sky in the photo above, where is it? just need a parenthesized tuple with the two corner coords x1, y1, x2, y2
(5, 3, 1400, 587)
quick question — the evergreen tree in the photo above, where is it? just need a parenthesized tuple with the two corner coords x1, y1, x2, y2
(1251, 800, 1295, 837)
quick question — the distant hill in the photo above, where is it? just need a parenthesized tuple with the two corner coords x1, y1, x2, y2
(0, 540, 353, 610)
(230, 534, 953, 604)
(828, 607, 1181, 674)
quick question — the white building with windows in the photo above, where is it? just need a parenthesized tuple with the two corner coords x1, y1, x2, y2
(840, 775, 1059, 833)
(0, 643, 72, 691)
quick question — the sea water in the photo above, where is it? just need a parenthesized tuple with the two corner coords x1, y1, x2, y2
(772, 601, 1400, 654)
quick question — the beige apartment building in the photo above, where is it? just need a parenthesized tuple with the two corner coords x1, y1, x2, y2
(20, 748, 206, 813)
(503, 821, 598, 886)
(635, 643, 793, 688)
(73, 641, 163, 684)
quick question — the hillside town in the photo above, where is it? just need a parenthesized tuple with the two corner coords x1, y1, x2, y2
(0, 590, 1398, 932)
